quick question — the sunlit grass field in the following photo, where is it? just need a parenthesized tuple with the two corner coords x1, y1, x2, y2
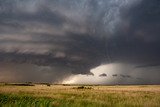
(0, 84, 160, 107)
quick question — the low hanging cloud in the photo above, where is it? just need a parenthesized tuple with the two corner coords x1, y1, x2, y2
(0, 0, 160, 84)
(99, 73, 107, 77)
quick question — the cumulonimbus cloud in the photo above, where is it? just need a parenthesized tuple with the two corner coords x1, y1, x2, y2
(0, 0, 160, 83)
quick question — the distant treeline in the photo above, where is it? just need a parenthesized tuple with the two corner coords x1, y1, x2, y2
(3, 83, 35, 86)
(0, 82, 51, 86)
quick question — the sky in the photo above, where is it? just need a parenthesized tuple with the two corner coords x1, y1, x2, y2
(0, 0, 160, 84)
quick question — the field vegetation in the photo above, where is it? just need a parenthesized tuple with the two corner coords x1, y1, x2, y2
(0, 84, 160, 107)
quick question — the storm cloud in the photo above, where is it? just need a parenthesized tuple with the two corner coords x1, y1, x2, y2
(0, 0, 160, 84)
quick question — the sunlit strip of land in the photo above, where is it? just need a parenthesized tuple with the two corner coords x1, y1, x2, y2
(0, 83, 160, 107)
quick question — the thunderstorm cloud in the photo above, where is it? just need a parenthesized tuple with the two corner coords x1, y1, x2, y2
(0, 0, 160, 84)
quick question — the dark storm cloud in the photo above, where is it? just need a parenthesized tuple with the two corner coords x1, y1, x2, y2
(120, 74, 131, 78)
(0, 1, 65, 35)
(135, 63, 160, 68)
(0, 62, 70, 83)
(0, 0, 160, 83)
(105, 0, 160, 66)
(112, 74, 118, 77)
(99, 73, 107, 77)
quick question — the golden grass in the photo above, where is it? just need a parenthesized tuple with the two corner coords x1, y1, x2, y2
(0, 85, 160, 107)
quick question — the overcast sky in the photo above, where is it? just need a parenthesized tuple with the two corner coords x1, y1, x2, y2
(0, 0, 160, 84)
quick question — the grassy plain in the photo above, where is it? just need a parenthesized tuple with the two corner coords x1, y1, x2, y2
(0, 84, 160, 107)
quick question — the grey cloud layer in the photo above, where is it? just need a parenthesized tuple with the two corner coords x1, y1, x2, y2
(0, 0, 160, 83)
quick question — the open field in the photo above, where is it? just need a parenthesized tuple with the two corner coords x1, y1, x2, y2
(0, 84, 160, 107)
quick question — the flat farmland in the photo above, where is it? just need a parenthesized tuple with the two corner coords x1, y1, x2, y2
(0, 85, 160, 107)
